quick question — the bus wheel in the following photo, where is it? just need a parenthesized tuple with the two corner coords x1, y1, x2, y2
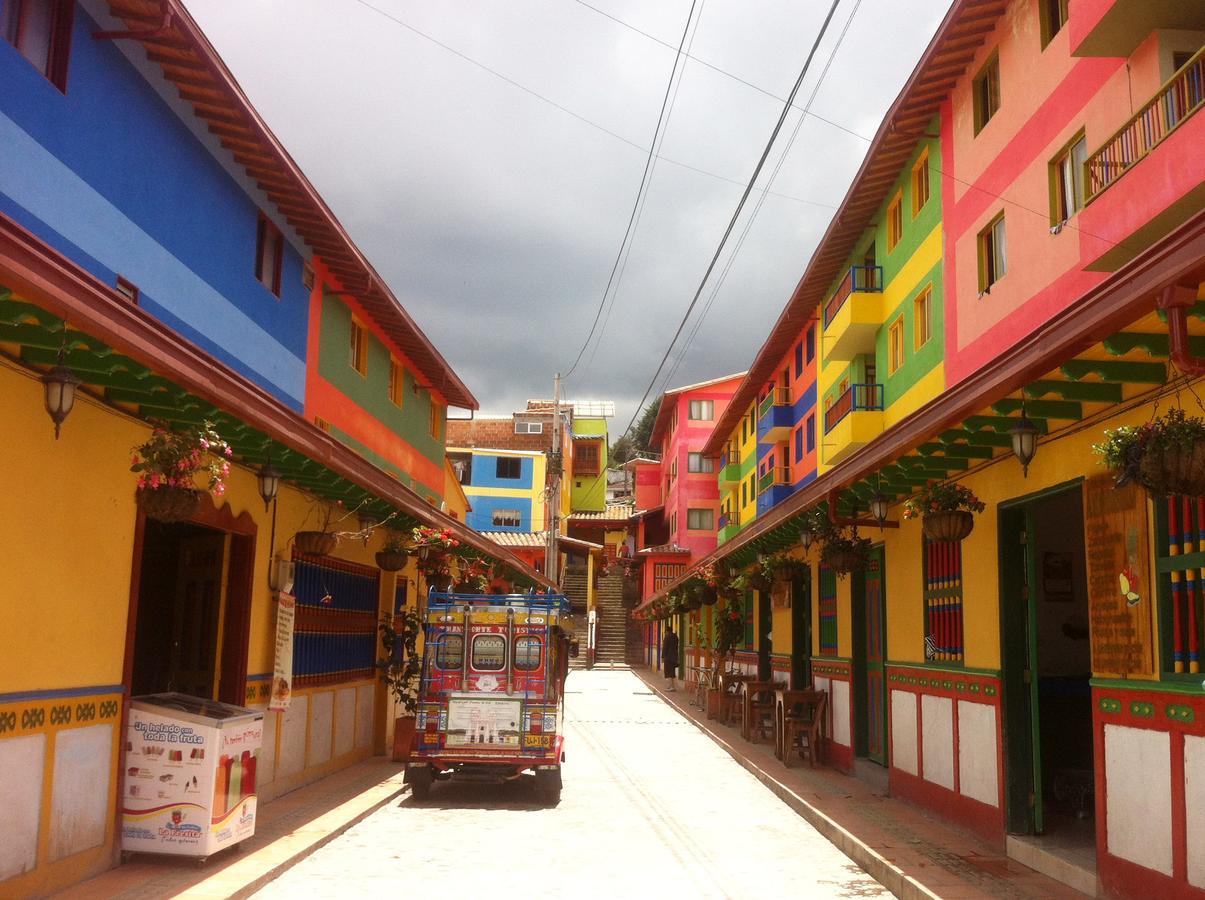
(406, 764, 433, 801)
(535, 767, 562, 805)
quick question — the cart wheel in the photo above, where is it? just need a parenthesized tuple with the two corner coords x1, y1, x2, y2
(535, 767, 562, 805)
(406, 764, 433, 800)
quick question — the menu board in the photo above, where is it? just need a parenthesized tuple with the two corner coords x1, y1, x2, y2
(445, 695, 521, 747)
(269, 593, 296, 712)
(1083, 474, 1155, 677)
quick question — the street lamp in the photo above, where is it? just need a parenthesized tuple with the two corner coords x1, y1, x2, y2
(42, 345, 81, 439)
(799, 525, 815, 551)
(256, 462, 281, 511)
(1009, 404, 1040, 477)
(869, 493, 890, 525)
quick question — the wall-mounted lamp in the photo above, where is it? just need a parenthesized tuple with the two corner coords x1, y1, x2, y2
(256, 462, 281, 511)
(869, 493, 890, 525)
(1009, 404, 1040, 477)
(799, 526, 815, 551)
(42, 343, 81, 440)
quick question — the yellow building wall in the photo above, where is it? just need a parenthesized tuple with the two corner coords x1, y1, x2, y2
(737, 411, 759, 527)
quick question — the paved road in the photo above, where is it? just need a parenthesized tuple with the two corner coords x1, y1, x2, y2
(255, 670, 888, 899)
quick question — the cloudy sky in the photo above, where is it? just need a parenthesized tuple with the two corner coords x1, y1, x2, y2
(183, 0, 951, 432)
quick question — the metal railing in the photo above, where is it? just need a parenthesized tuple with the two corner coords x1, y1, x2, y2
(1086, 46, 1204, 202)
(758, 386, 791, 418)
(758, 466, 791, 494)
(824, 383, 884, 434)
(823, 265, 884, 328)
(718, 508, 740, 531)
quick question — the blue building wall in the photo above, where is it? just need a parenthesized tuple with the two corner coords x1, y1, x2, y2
(755, 382, 818, 516)
(0, 5, 309, 408)
(467, 454, 534, 490)
(466, 495, 534, 533)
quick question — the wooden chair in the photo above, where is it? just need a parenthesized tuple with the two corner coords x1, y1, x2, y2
(717, 672, 750, 726)
(780, 690, 827, 768)
(741, 680, 776, 744)
(690, 665, 715, 709)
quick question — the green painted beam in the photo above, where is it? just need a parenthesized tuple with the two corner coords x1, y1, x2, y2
(991, 398, 1083, 420)
(1024, 380, 1123, 403)
(964, 415, 1050, 434)
(1060, 359, 1166, 384)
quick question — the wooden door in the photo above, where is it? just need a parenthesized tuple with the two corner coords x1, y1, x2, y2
(863, 547, 887, 765)
(791, 571, 811, 688)
(169, 533, 226, 697)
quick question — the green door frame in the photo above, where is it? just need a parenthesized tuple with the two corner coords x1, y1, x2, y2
(998, 478, 1083, 835)
(852, 545, 888, 764)
(791, 569, 812, 688)
(757, 589, 773, 681)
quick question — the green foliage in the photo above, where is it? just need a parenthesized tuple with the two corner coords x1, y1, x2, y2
(611, 397, 662, 463)
(131, 420, 232, 496)
(1094, 408, 1205, 480)
(378, 607, 422, 714)
(715, 598, 744, 656)
(902, 482, 985, 520)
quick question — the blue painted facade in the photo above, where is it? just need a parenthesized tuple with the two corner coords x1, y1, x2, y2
(755, 381, 818, 515)
(466, 495, 534, 533)
(0, 4, 309, 408)
(466, 453, 534, 490)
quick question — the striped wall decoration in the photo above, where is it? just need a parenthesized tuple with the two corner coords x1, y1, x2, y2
(819, 565, 838, 656)
(923, 539, 964, 664)
(1165, 495, 1204, 674)
(292, 552, 380, 686)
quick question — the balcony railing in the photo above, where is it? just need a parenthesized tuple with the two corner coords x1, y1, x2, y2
(758, 387, 790, 419)
(758, 466, 791, 494)
(824, 383, 884, 434)
(1086, 46, 1204, 202)
(823, 265, 884, 328)
(718, 509, 740, 531)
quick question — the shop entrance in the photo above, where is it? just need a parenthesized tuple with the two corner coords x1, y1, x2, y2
(1000, 482, 1095, 866)
(126, 506, 255, 706)
(791, 570, 812, 688)
(853, 546, 887, 765)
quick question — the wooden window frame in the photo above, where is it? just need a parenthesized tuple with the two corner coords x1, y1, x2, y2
(913, 286, 932, 350)
(3, 0, 73, 91)
(806, 414, 815, 453)
(429, 400, 442, 439)
(574, 441, 601, 475)
(495, 456, 522, 480)
(1048, 130, 1087, 225)
(972, 52, 1001, 135)
(911, 149, 930, 217)
(387, 357, 405, 407)
(1039, 0, 1069, 49)
(115, 276, 140, 305)
(349, 316, 368, 376)
(687, 452, 713, 474)
(806, 324, 815, 363)
(254, 213, 284, 297)
(978, 212, 1007, 293)
(686, 508, 714, 531)
(886, 191, 903, 252)
(888, 316, 905, 374)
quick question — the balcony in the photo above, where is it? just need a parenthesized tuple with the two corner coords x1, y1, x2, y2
(757, 387, 793, 443)
(756, 466, 795, 513)
(823, 383, 884, 465)
(717, 509, 741, 544)
(822, 266, 883, 363)
(1071, 0, 1205, 57)
(1086, 47, 1203, 203)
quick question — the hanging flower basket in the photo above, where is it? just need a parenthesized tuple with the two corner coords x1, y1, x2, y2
(698, 584, 719, 606)
(1095, 409, 1205, 497)
(748, 573, 772, 592)
(375, 549, 408, 572)
(1138, 441, 1205, 497)
(427, 572, 453, 592)
(684, 591, 702, 612)
(135, 485, 202, 523)
(922, 510, 975, 543)
(821, 534, 871, 576)
(296, 531, 337, 556)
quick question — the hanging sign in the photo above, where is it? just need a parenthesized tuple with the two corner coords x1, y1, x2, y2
(1083, 475, 1155, 677)
(268, 593, 296, 711)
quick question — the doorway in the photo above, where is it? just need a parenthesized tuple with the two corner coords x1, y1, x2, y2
(791, 570, 812, 688)
(853, 546, 887, 765)
(127, 509, 255, 705)
(757, 589, 773, 680)
(1000, 482, 1095, 866)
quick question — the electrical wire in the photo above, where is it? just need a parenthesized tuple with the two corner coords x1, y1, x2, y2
(349, 0, 838, 210)
(620, 0, 846, 439)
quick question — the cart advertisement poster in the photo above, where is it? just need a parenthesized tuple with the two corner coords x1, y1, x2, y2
(446, 695, 521, 747)
(269, 592, 296, 712)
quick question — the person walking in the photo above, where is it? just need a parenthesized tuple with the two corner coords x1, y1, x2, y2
(662, 625, 679, 691)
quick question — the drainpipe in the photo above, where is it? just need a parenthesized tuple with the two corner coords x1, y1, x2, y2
(1159, 282, 1205, 376)
(93, 1, 176, 41)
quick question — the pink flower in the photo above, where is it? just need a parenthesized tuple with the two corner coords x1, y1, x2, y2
(221, 462, 230, 475)
(137, 476, 147, 489)
(213, 483, 226, 496)
(224, 446, 233, 458)
(149, 474, 161, 489)
(199, 438, 209, 450)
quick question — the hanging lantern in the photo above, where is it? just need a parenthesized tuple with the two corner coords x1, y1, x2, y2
(869, 493, 890, 525)
(42, 360, 81, 440)
(1009, 410, 1040, 477)
(799, 526, 815, 551)
(256, 462, 281, 511)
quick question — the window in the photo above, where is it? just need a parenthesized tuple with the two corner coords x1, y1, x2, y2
(495, 457, 521, 479)
(978, 213, 1007, 292)
(911, 149, 930, 216)
(973, 53, 1001, 134)
(471, 634, 506, 671)
(514, 418, 543, 434)
(314, 417, 331, 433)
(914, 286, 932, 350)
(434, 634, 464, 670)
(806, 325, 815, 363)
(429, 401, 442, 439)
(3, 0, 73, 91)
(302, 259, 315, 290)
(687, 452, 714, 474)
(741, 481, 747, 506)
(688, 399, 714, 420)
(115, 276, 139, 305)
(888, 317, 905, 374)
(349, 317, 368, 375)
(1050, 133, 1087, 224)
(886, 191, 903, 251)
(687, 508, 714, 531)
(670, 458, 677, 482)
(806, 415, 815, 453)
(1040, 0, 1069, 48)
(671, 512, 677, 535)
(794, 342, 804, 378)
(491, 508, 521, 527)
(514, 636, 542, 671)
(794, 426, 803, 463)
(574, 442, 601, 475)
(255, 213, 284, 296)
(388, 357, 405, 407)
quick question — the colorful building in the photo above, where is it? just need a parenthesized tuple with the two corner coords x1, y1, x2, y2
(0, 5, 550, 895)
(637, 2, 1205, 897)
(448, 447, 547, 533)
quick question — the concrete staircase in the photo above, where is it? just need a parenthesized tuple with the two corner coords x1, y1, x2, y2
(593, 572, 630, 669)
(562, 566, 590, 670)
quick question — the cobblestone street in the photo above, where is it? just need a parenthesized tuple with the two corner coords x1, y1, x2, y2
(254, 670, 887, 899)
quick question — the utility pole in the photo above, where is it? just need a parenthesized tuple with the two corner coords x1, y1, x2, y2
(545, 373, 562, 585)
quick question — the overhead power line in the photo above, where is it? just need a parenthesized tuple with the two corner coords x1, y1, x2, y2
(562, 0, 700, 381)
(621, 0, 846, 439)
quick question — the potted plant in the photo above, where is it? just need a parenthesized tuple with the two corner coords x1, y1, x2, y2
(706, 597, 745, 718)
(1094, 407, 1205, 497)
(769, 553, 807, 584)
(130, 421, 232, 522)
(903, 482, 986, 542)
(377, 607, 422, 761)
(453, 557, 492, 593)
(375, 531, 409, 572)
(820, 530, 872, 576)
(412, 525, 459, 592)
(748, 559, 773, 593)
(698, 563, 723, 606)
(295, 501, 345, 557)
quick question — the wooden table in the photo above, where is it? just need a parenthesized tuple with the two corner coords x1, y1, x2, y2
(741, 680, 777, 743)
(775, 688, 827, 766)
(717, 672, 754, 726)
